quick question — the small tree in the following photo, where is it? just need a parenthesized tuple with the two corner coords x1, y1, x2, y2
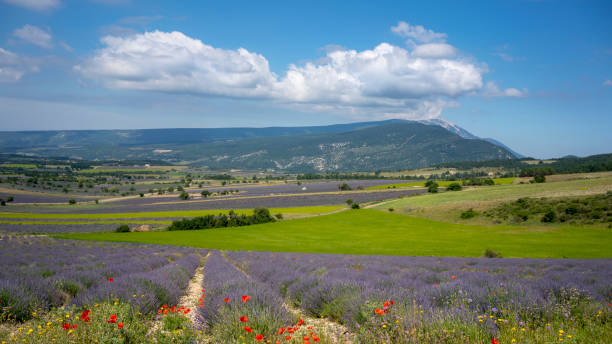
(338, 183, 352, 191)
(351, 203, 360, 209)
(139, 192, 144, 197)
(533, 174, 546, 183)
(541, 210, 556, 223)
(115, 225, 130, 233)
(446, 183, 462, 191)
(167, 186, 174, 193)
(427, 182, 439, 193)
(68, 199, 76, 205)
(201, 190, 211, 198)
(6, 196, 14, 202)
(179, 191, 189, 200)
(0, 199, 5, 206)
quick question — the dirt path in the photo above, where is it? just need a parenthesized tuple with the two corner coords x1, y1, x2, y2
(221, 252, 354, 344)
(178, 252, 210, 327)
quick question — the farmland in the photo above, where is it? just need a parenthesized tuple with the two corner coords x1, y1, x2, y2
(1, 166, 611, 343)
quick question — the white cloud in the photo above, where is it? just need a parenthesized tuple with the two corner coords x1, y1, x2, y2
(391, 21, 446, 43)
(1, 0, 59, 11)
(604, 79, 612, 87)
(76, 27, 524, 120)
(12, 25, 53, 48)
(412, 43, 457, 58)
(75, 31, 277, 98)
(483, 81, 528, 98)
(0, 47, 39, 82)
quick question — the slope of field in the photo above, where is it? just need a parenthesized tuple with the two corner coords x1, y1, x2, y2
(373, 175, 612, 224)
(56, 209, 612, 258)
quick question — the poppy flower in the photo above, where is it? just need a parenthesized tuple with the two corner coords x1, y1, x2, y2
(80, 310, 91, 322)
(285, 336, 291, 340)
(244, 326, 253, 333)
(451, 275, 456, 280)
(375, 308, 385, 315)
(240, 316, 247, 322)
(278, 328, 284, 335)
(108, 277, 114, 282)
(491, 339, 499, 344)
(297, 318, 304, 326)
(117, 323, 124, 329)
(389, 300, 395, 305)
(184, 308, 191, 314)
(223, 298, 230, 302)
(313, 335, 320, 342)
(107, 314, 117, 323)
(241, 295, 251, 302)
(256, 334, 264, 341)
(62, 323, 70, 330)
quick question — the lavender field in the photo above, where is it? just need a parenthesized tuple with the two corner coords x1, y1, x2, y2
(0, 235, 205, 322)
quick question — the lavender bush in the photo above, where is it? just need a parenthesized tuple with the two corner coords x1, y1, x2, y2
(199, 251, 294, 343)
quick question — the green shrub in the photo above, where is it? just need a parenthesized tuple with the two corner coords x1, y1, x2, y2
(446, 183, 462, 191)
(68, 199, 76, 205)
(351, 203, 360, 209)
(6, 196, 13, 202)
(460, 208, 478, 219)
(533, 174, 546, 183)
(168, 207, 275, 231)
(541, 210, 557, 223)
(178, 191, 189, 200)
(346, 199, 354, 205)
(274, 213, 283, 220)
(115, 225, 130, 233)
(388, 208, 394, 212)
(483, 249, 502, 258)
(338, 183, 352, 191)
(427, 182, 439, 193)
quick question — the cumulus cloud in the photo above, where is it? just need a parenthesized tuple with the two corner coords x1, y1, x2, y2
(0, 47, 39, 82)
(391, 21, 446, 43)
(483, 81, 527, 98)
(604, 79, 612, 87)
(1, 0, 59, 11)
(12, 25, 53, 48)
(76, 26, 523, 120)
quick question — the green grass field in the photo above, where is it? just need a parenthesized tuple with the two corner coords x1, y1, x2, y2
(0, 163, 37, 169)
(366, 177, 516, 189)
(0, 205, 344, 220)
(55, 209, 612, 258)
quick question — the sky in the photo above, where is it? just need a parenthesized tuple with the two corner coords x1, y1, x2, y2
(0, 0, 610, 158)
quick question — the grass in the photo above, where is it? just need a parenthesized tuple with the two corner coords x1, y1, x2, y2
(0, 163, 37, 169)
(0, 205, 344, 220)
(55, 209, 612, 258)
(366, 177, 516, 190)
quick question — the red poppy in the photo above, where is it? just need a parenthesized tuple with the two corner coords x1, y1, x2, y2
(184, 308, 191, 314)
(313, 335, 320, 342)
(244, 326, 253, 333)
(297, 318, 304, 326)
(240, 316, 247, 322)
(256, 334, 264, 341)
(62, 323, 70, 330)
(117, 323, 124, 329)
(285, 336, 291, 340)
(278, 328, 285, 335)
(303, 336, 309, 341)
(451, 275, 456, 280)
(375, 308, 385, 315)
(389, 300, 395, 305)
(383, 301, 389, 308)
(223, 298, 230, 302)
(241, 295, 251, 302)
(80, 310, 91, 322)
(491, 339, 499, 344)
(201, 289, 205, 293)
(107, 314, 117, 323)
(433, 283, 438, 287)
(70, 324, 78, 329)
(108, 277, 114, 282)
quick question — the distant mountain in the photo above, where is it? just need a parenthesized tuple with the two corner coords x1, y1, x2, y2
(0, 121, 516, 172)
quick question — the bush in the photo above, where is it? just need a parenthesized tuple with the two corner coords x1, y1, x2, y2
(541, 210, 557, 223)
(460, 208, 478, 219)
(139, 193, 144, 197)
(388, 208, 394, 212)
(483, 249, 502, 258)
(68, 199, 76, 205)
(0, 200, 5, 206)
(201, 190, 211, 198)
(446, 183, 462, 191)
(178, 191, 189, 200)
(274, 213, 283, 220)
(115, 225, 130, 233)
(427, 182, 439, 193)
(345, 199, 354, 205)
(338, 183, 352, 191)
(6, 196, 13, 202)
(533, 174, 546, 183)
(351, 203, 360, 209)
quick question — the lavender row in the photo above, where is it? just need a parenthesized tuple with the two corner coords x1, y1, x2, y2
(225, 251, 612, 326)
(0, 235, 206, 321)
(199, 251, 294, 342)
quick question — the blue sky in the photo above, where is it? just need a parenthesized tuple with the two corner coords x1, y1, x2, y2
(0, 0, 610, 158)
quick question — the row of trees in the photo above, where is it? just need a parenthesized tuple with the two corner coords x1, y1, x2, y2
(168, 208, 276, 231)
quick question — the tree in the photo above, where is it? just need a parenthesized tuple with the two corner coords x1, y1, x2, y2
(446, 183, 462, 191)
(201, 190, 211, 198)
(68, 199, 76, 205)
(338, 183, 352, 191)
(351, 203, 360, 209)
(179, 191, 189, 200)
(533, 174, 546, 183)
(6, 196, 14, 202)
(115, 225, 130, 233)
(427, 182, 439, 193)
(139, 193, 144, 197)
(167, 186, 174, 193)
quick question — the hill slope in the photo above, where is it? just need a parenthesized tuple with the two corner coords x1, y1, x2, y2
(0, 120, 516, 172)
